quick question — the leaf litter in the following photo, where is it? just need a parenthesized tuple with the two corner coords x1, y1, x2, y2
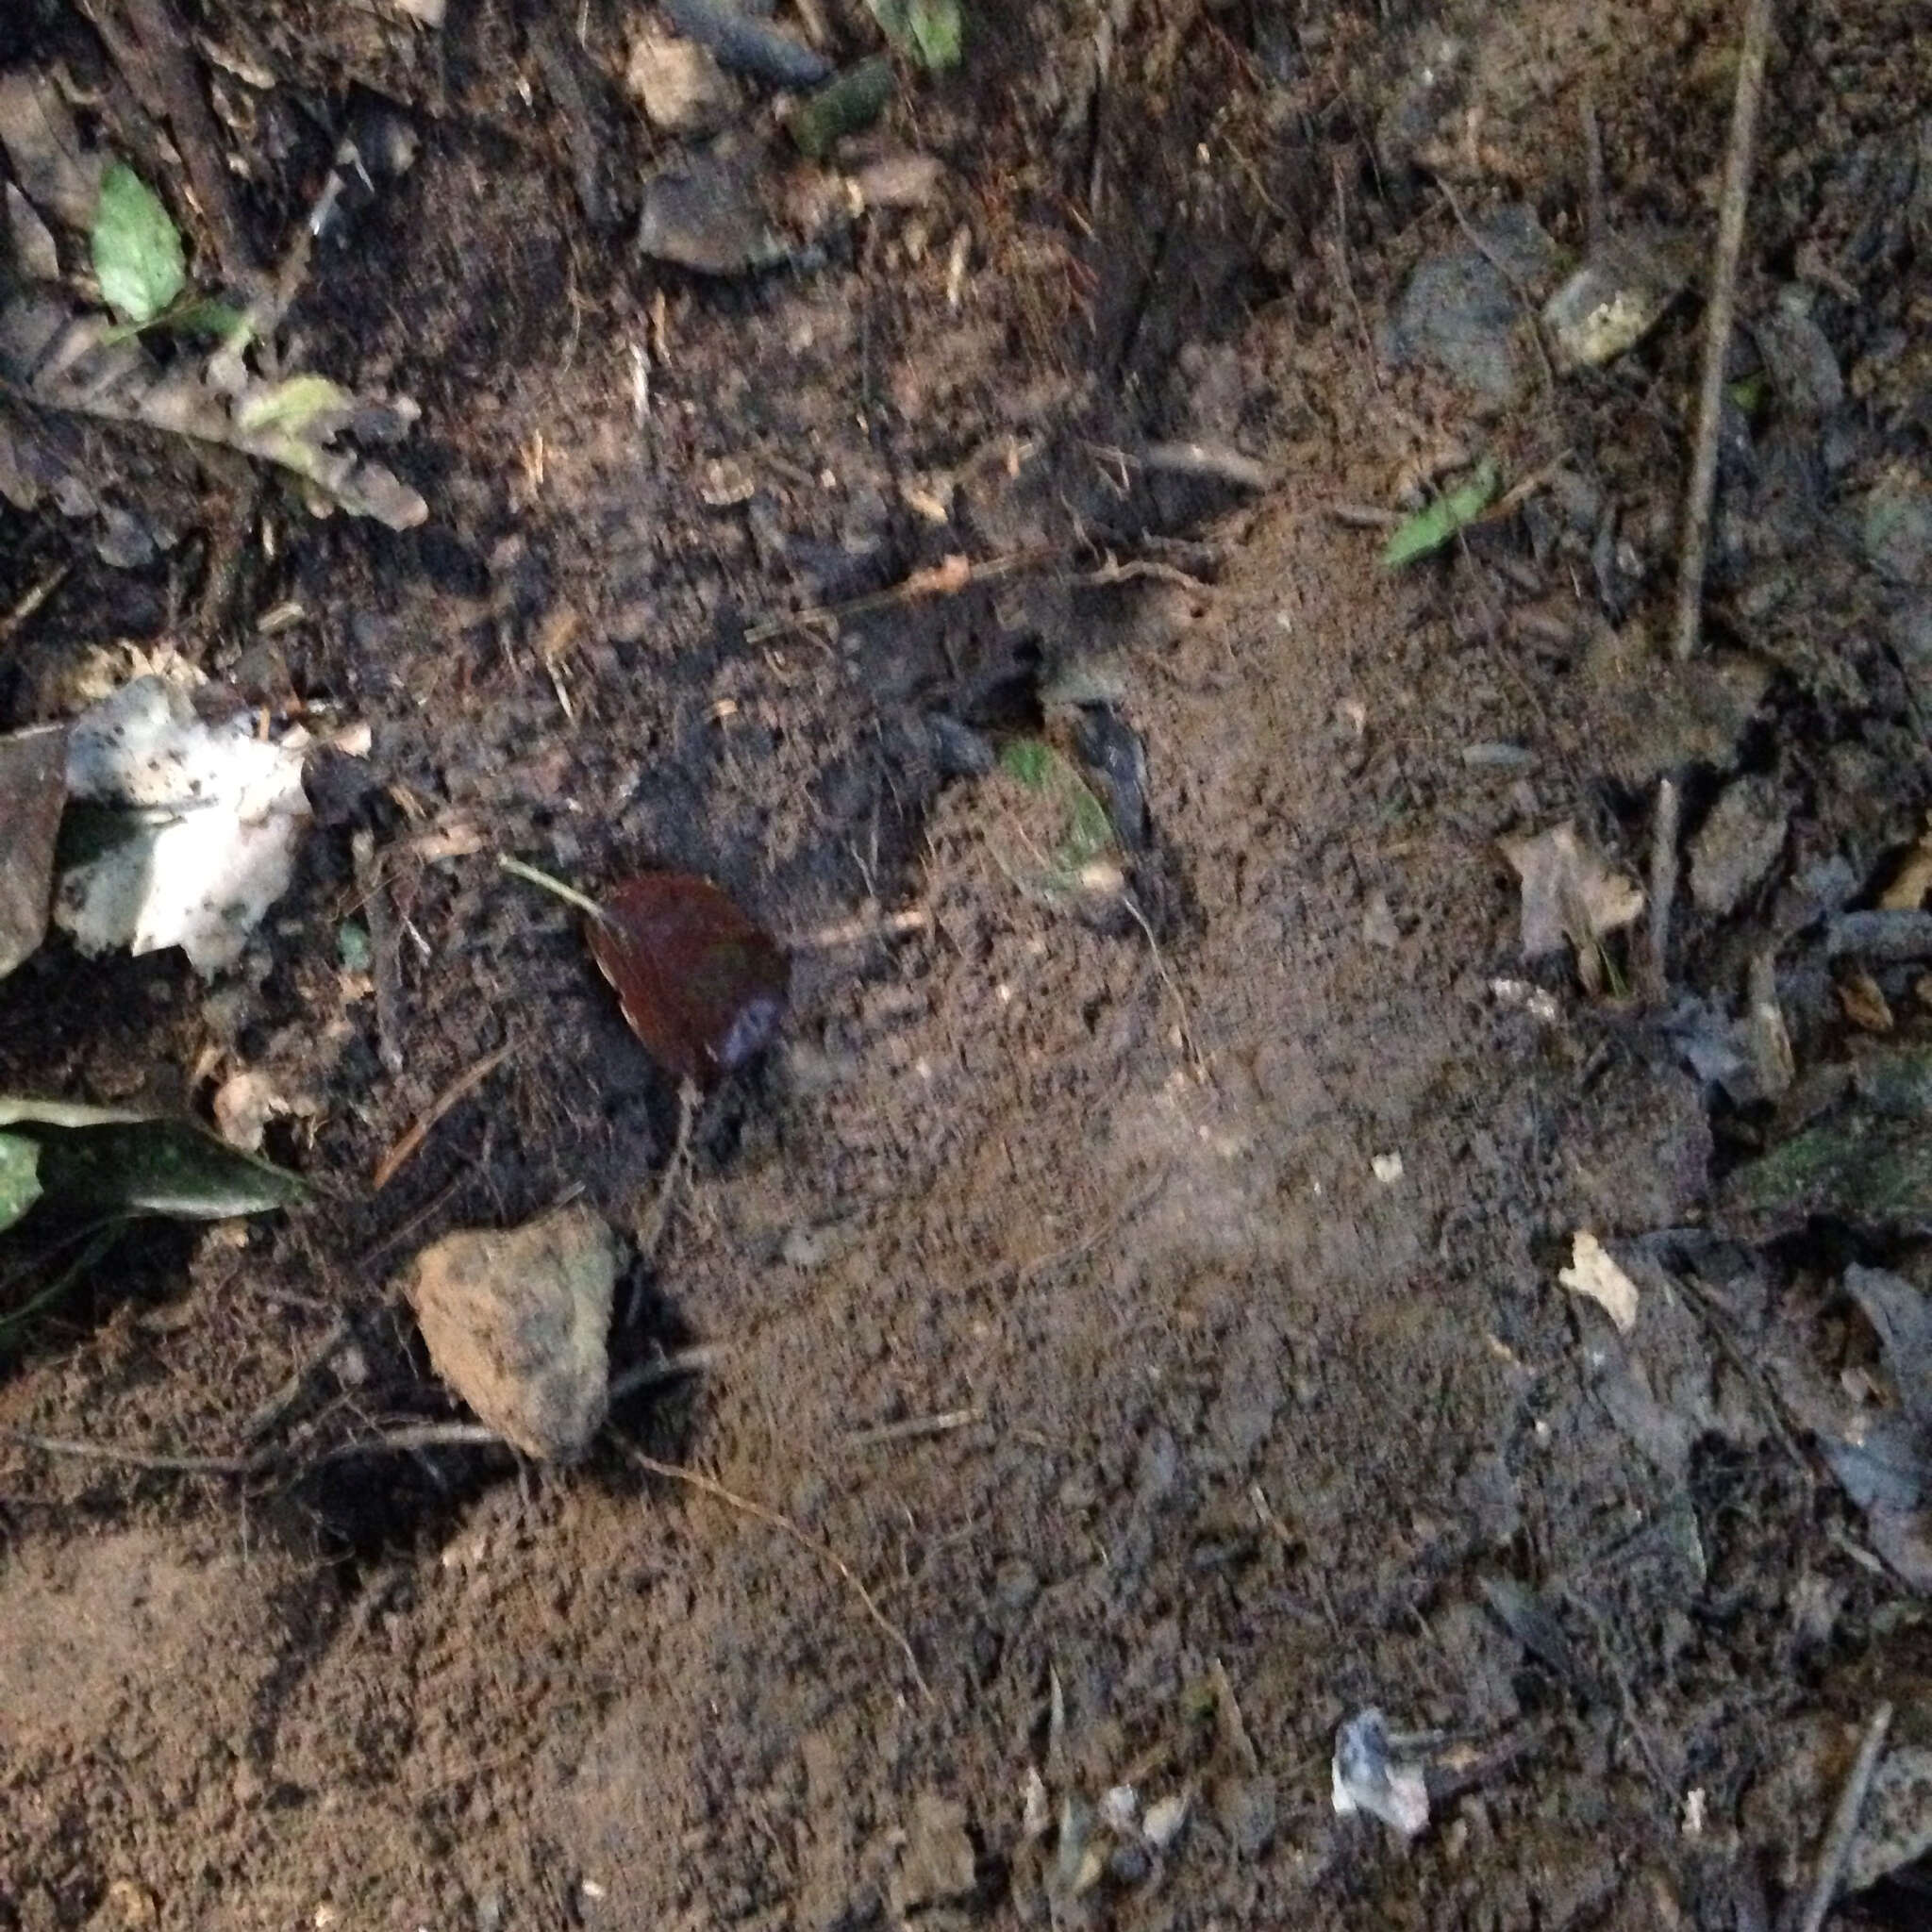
(500, 857, 791, 1089)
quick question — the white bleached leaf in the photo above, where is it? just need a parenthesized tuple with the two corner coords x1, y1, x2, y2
(55, 675, 310, 974)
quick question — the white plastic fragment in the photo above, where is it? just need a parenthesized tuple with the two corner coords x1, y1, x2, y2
(55, 675, 311, 974)
(1372, 1152, 1404, 1185)
(1331, 1708, 1429, 1839)
(1099, 1784, 1138, 1837)
(1558, 1230, 1641, 1334)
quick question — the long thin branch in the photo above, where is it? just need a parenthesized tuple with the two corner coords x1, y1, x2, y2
(1673, 0, 1774, 659)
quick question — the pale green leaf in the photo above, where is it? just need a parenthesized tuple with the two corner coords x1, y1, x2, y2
(235, 374, 352, 438)
(92, 163, 186, 326)
(868, 0, 962, 69)
(0, 1131, 42, 1232)
(1381, 458, 1501, 569)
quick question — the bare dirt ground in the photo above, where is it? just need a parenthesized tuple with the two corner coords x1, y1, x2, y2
(3, 0, 1931, 1925)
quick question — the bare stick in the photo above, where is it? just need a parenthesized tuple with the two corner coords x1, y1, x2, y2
(1796, 1701, 1892, 1932)
(744, 545, 1058, 644)
(1581, 95, 1607, 256)
(844, 1407, 984, 1449)
(1646, 775, 1680, 1000)
(3, 1428, 260, 1477)
(608, 1342, 728, 1405)
(315, 1422, 506, 1461)
(618, 1438, 930, 1698)
(372, 1044, 512, 1190)
(1674, 0, 1774, 660)
(0, 562, 70, 645)
(353, 831, 407, 1076)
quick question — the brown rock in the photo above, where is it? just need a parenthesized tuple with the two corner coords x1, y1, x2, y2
(405, 1205, 617, 1461)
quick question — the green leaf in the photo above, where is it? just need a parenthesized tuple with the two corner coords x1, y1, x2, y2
(868, 0, 962, 69)
(163, 297, 250, 342)
(1380, 458, 1501, 569)
(234, 374, 351, 438)
(0, 1097, 303, 1221)
(92, 163, 186, 326)
(0, 1132, 42, 1233)
(997, 738, 1117, 878)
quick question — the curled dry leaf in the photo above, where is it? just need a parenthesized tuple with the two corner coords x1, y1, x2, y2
(1501, 822, 1644, 964)
(588, 873, 791, 1089)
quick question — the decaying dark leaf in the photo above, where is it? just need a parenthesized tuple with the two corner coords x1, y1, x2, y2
(588, 873, 791, 1087)
(0, 721, 67, 978)
(0, 1095, 303, 1220)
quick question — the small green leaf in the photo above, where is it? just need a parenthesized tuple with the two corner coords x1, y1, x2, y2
(1381, 458, 1502, 569)
(997, 739, 1117, 878)
(92, 162, 186, 326)
(235, 374, 352, 438)
(868, 0, 962, 69)
(0, 1097, 302, 1221)
(0, 1132, 42, 1233)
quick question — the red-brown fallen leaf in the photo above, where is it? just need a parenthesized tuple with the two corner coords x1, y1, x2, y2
(587, 873, 790, 1088)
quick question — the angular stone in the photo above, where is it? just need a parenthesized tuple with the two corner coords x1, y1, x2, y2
(406, 1205, 617, 1460)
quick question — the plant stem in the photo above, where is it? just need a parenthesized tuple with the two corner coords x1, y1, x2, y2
(497, 854, 606, 923)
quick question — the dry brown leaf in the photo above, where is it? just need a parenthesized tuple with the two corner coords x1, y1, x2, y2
(1838, 969, 1895, 1033)
(1558, 1230, 1640, 1333)
(1880, 819, 1932, 910)
(1501, 823, 1644, 962)
(903, 553, 974, 598)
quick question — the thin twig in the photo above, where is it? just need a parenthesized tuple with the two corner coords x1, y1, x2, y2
(372, 1044, 512, 1190)
(1327, 502, 1402, 530)
(1674, 0, 1774, 661)
(1434, 174, 1558, 401)
(3, 1428, 260, 1477)
(787, 906, 931, 950)
(242, 1314, 350, 1442)
(0, 562, 71, 646)
(1795, 1702, 1892, 1932)
(608, 1342, 727, 1405)
(618, 1438, 929, 1699)
(1646, 775, 1680, 1001)
(1581, 95, 1608, 257)
(1331, 153, 1379, 386)
(744, 545, 1057, 644)
(315, 1421, 505, 1461)
(635, 1077, 700, 1268)
(497, 853, 606, 923)
(844, 1407, 985, 1450)
(353, 831, 406, 1077)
